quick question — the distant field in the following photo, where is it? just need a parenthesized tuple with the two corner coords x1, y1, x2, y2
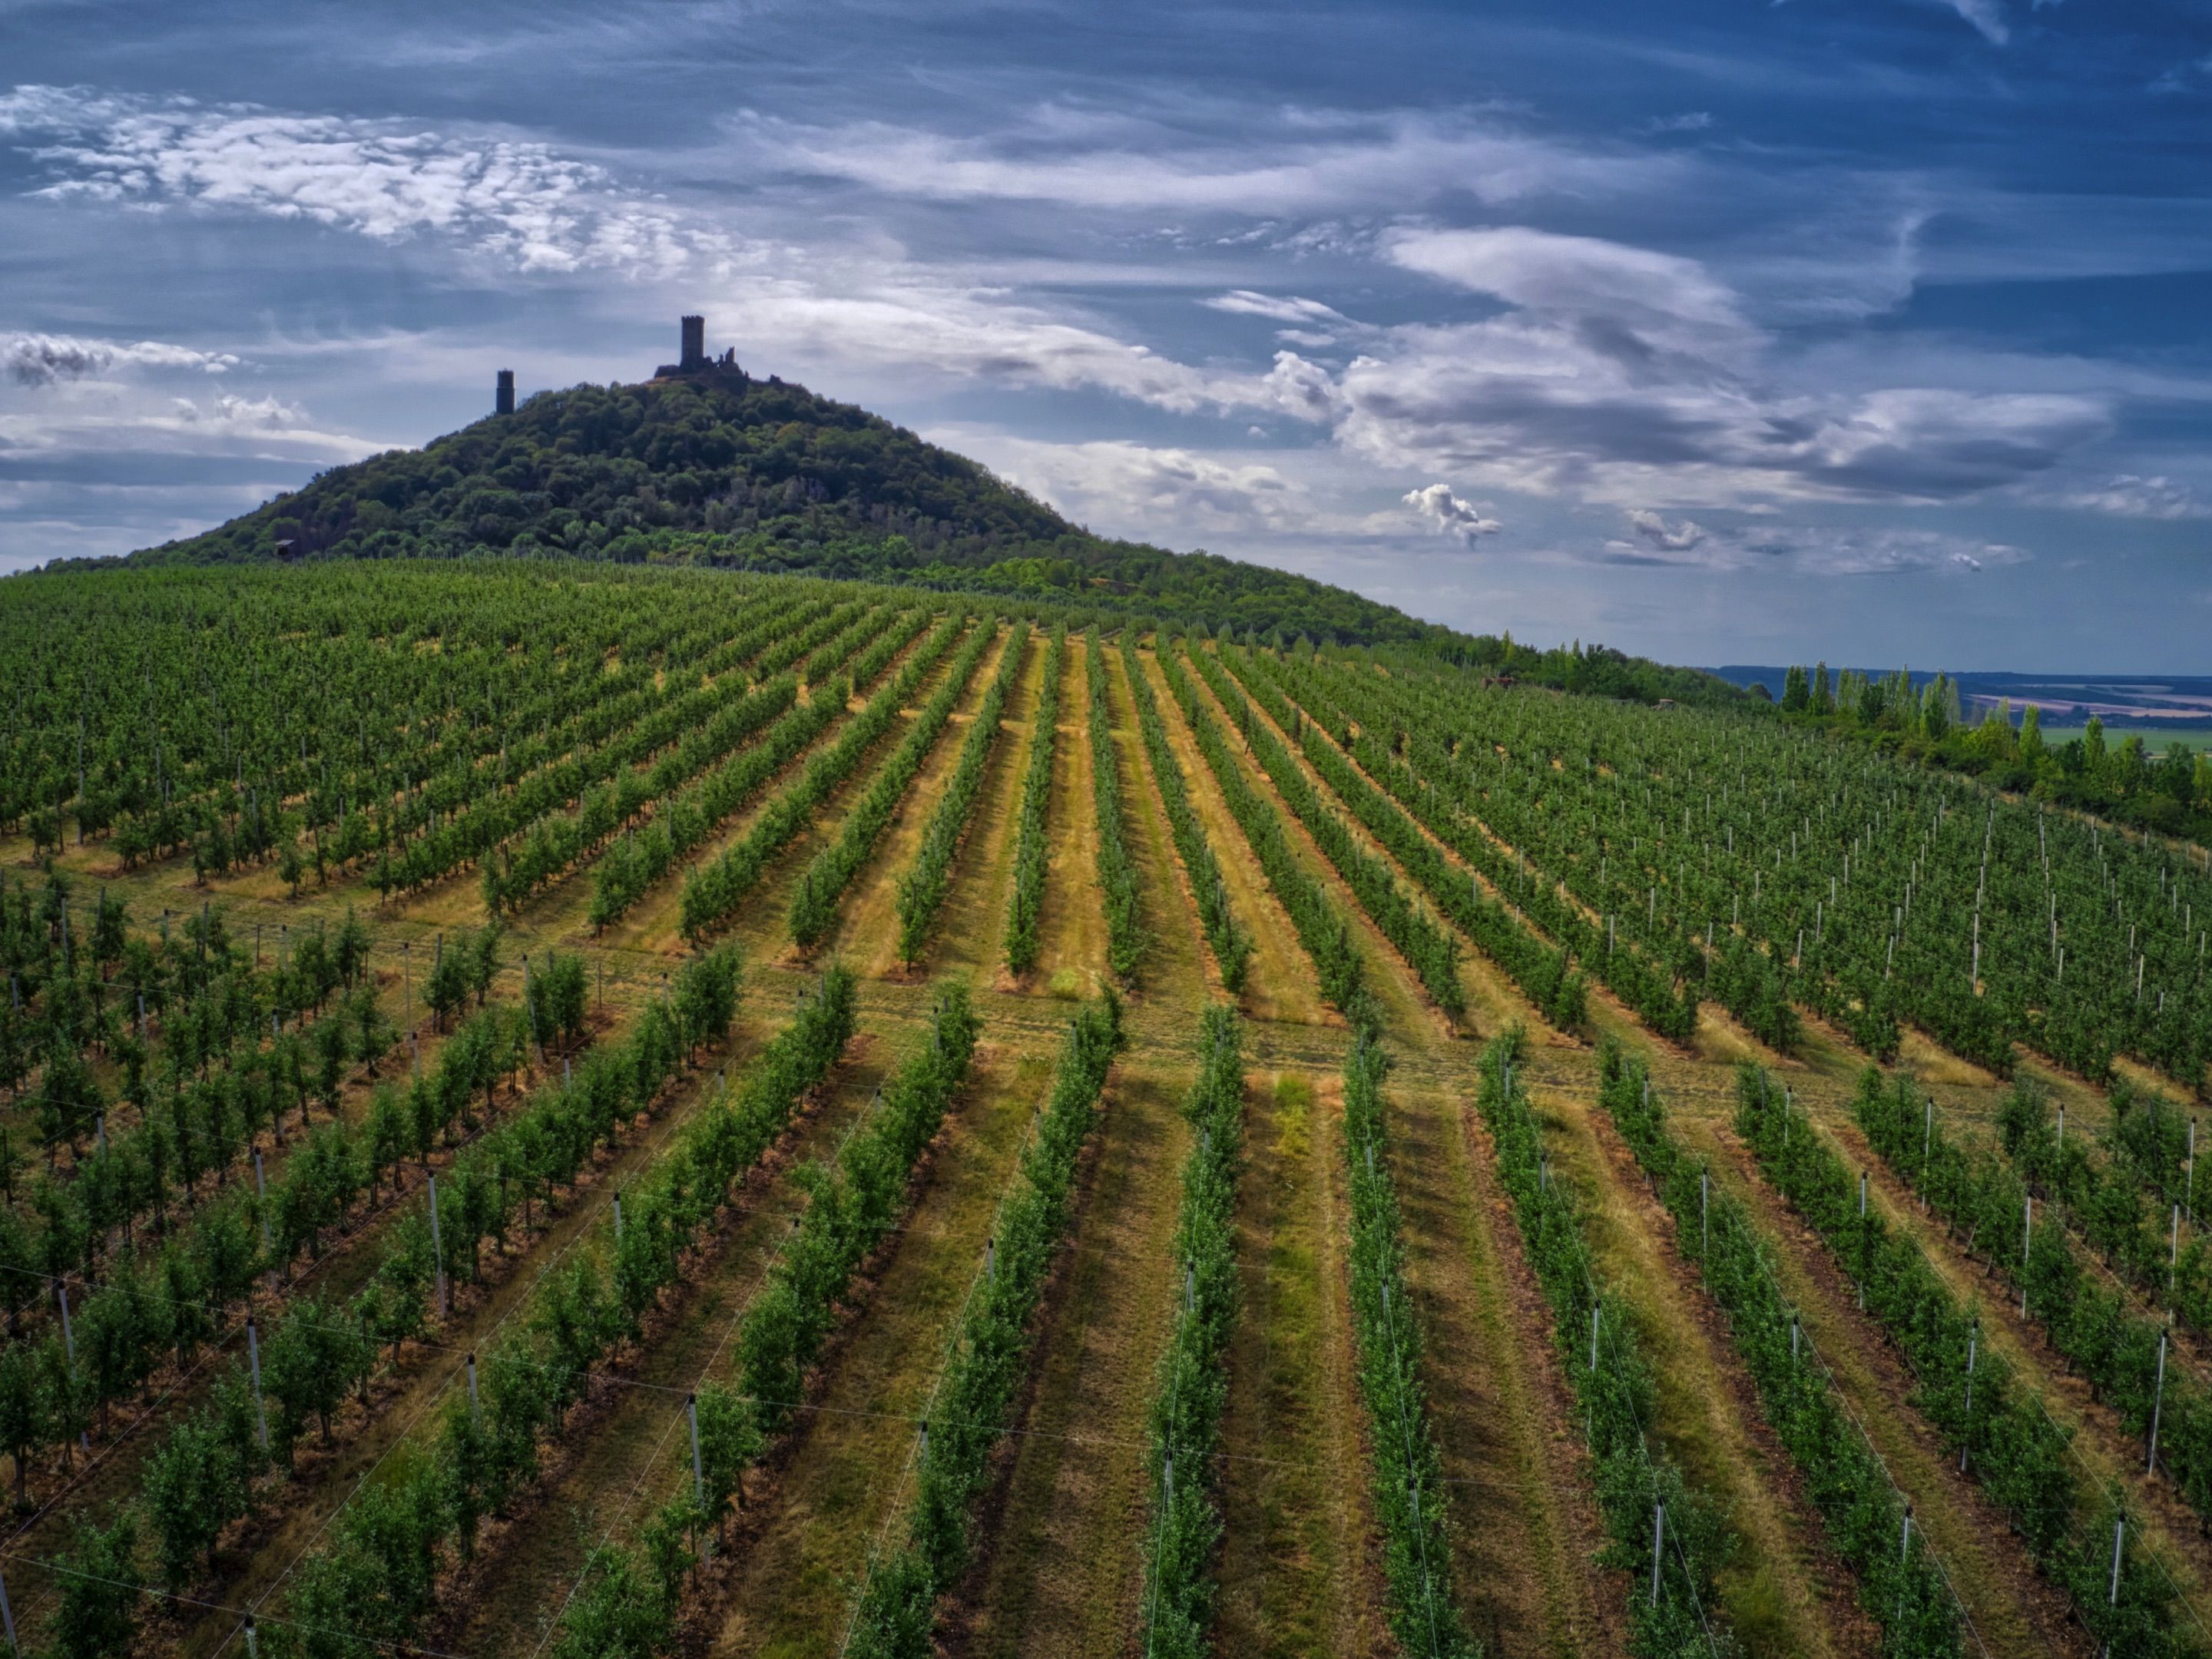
(2040, 724, 2212, 751)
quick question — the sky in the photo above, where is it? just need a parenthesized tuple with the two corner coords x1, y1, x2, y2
(1, 0, 2209, 671)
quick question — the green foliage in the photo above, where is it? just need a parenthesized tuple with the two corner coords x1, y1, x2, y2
(1004, 625, 1066, 975)
(737, 985, 980, 1442)
(1338, 1037, 1477, 1657)
(1160, 639, 1373, 1031)
(1859, 1070, 2212, 1537)
(1598, 1046, 1961, 1654)
(681, 614, 965, 942)
(843, 995, 1124, 1657)
(1120, 634, 1250, 992)
(268, 959, 843, 1655)
(90, 373, 1463, 649)
(1137, 1007, 1243, 1657)
(1733, 1059, 2194, 1656)
(789, 618, 996, 946)
(1477, 1034, 1731, 1655)
(45, 1506, 143, 1659)
(592, 608, 932, 928)
(895, 623, 1029, 964)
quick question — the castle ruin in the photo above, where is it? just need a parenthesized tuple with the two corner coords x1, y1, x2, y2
(655, 314, 743, 381)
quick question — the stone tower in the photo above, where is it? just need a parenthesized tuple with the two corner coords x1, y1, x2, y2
(495, 369, 515, 416)
(680, 315, 706, 372)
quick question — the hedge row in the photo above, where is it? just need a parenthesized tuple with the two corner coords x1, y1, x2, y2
(680, 613, 964, 942)
(262, 959, 839, 1659)
(1339, 1036, 1476, 1657)
(1137, 1005, 1243, 1657)
(1475, 1033, 1728, 1654)
(593, 607, 935, 928)
(1119, 635, 1249, 993)
(1597, 1045, 1961, 1655)
(1087, 629, 1143, 981)
(1224, 645, 1587, 1030)
(789, 618, 998, 947)
(895, 623, 1030, 965)
(843, 993, 1125, 1656)
(1004, 625, 1067, 976)
(548, 984, 985, 1659)
(1160, 640, 1371, 1031)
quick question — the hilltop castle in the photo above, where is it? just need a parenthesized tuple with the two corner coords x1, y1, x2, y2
(655, 314, 744, 380)
(493, 316, 743, 413)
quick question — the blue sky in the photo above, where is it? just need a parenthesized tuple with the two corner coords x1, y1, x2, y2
(2, 0, 2208, 670)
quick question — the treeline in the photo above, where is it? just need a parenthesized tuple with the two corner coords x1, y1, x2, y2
(1778, 664, 2212, 843)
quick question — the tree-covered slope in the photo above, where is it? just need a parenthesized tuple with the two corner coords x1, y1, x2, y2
(55, 366, 1740, 698)
(109, 373, 1439, 645)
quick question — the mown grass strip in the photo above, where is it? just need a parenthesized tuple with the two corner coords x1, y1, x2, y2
(1160, 638, 1371, 1030)
(895, 624, 1030, 965)
(1137, 1005, 1243, 1657)
(594, 607, 934, 929)
(679, 613, 965, 944)
(789, 620, 997, 949)
(1339, 1036, 1477, 1657)
(1121, 635, 1249, 993)
(1596, 1045, 1964, 1656)
(842, 994, 1126, 1657)
(1475, 1031, 1729, 1656)
(1088, 628, 1143, 982)
(1005, 625, 1066, 977)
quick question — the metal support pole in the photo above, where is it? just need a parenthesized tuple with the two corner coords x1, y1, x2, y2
(58, 1283, 75, 1364)
(0, 1553, 18, 1657)
(255, 1150, 272, 1253)
(247, 1316, 269, 1451)
(2151, 1327, 2169, 1475)
(1651, 1501, 1665, 1604)
(468, 1353, 481, 1426)
(1962, 1321, 1978, 1473)
(2022, 1196, 2033, 1316)
(242, 1614, 258, 1659)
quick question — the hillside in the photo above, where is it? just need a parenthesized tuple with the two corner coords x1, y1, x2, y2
(114, 369, 1438, 646)
(47, 361, 1729, 700)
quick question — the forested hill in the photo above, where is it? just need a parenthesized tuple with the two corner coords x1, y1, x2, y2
(74, 366, 1735, 700)
(112, 371, 1432, 644)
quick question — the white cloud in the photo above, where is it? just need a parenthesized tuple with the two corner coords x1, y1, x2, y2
(2027, 474, 2212, 521)
(1333, 227, 2110, 508)
(1625, 508, 1707, 552)
(939, 433, 1312, 537)
(730, 107, 1679, 215)
(0, 84, 728, 273)
(3, 330, 239, 386)
(1936, 0, 2010, 45)
(1402, 482, 1502, 543)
